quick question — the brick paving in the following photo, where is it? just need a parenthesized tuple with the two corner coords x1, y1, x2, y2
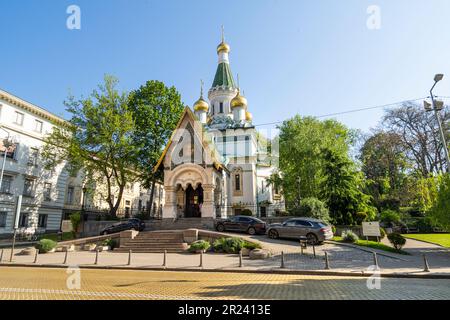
(0, 267, 448, 300)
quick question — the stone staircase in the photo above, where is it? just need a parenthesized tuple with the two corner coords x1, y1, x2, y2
(145, 218, 215, 231)
(115, 231, 189, 253)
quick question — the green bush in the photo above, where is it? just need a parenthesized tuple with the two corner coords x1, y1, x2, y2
(189, 240, 211, 253)
(355, 212, 368, 225)
(380, 210, 401, 226)
(242, 241, 262, 250)
(35, 239, 57, 253)
(290, 197, 330, 222)
(387, 233, 406, 251)
(240, 209, 253, 216)
(379, 227, 386, 240)
(342, 230, 359, 243)
(102, 238, 118, 249)
(213, 237, 245, 254)
(69, 212, 82, 238)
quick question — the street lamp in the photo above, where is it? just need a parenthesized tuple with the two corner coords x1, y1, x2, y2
(425, 74, 450, 173)
(0, 127, 12, 193)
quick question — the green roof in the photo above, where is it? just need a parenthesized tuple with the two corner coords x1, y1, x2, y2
(212, 62, 236, 88)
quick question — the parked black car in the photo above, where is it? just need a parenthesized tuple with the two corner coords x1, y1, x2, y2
(100, 218, 145, 235)
(215, 216, 267, 235)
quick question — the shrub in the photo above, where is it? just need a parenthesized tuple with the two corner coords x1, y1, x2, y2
(102, 238, 118, 249)
(35, 239, 57, 253)
(387, 233, 406, 251)
(291, 197, 330, 222)
(355, 212, 368, 225)
(380, 210, 401, 226)
(189, 240, 211, 253)
(342, 230, 359, 243)
(378, 197, 401, 211)
(242, 241, 262, 250)
(213, 237, 245, 253)
(69, 212, 82, 238)
(240, 209, 253, 216)
(379, 227, 386, 240)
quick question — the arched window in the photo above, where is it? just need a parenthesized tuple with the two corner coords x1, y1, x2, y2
(232, 167, 243, 196)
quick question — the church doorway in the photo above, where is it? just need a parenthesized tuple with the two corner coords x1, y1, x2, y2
(185, 184, 203, 218)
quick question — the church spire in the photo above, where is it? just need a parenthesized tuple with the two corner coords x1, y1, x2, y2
(212, 26, 236, 89)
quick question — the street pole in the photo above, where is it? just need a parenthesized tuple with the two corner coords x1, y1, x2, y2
(0, 127, 11, 192)
(430, 78, 450, 173)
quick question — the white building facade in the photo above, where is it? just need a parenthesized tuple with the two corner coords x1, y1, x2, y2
(0, 89, 163, 237)
(156, 36, 285, 222)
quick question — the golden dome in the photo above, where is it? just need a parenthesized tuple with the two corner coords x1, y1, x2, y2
(230, 90, 247, 109)
(217, 41, 230, 54)
(193, 97, 209, 112)
(246, 111, 253, 122)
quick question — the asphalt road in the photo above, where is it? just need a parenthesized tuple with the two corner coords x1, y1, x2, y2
(0, 267, 448, 300)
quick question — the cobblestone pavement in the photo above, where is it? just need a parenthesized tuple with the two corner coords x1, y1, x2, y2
(0, 267, 449, 300)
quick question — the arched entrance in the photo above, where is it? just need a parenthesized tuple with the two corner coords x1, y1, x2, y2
(184, 184, 203, 218)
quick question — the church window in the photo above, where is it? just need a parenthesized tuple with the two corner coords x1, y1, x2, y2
(220, 102, 223, 113)
(235, 174, 241, 191)
(212, 105, 215, 114)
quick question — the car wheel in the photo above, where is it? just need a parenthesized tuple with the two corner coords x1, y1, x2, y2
(268, 229, 279, 239)
(306, 233, 319, 245)
(247, 227, 256, 235)
(216, 224, 225, 232)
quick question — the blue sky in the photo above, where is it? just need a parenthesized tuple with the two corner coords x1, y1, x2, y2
(1, 0, 450, 133)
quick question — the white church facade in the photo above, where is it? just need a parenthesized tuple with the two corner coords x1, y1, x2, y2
(155, 34, 285, 223)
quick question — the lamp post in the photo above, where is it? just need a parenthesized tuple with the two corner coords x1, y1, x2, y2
(0, 127, 12, 193)
(425, 74, 450, 173)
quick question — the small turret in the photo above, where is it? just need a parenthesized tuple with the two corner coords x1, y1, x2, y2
(193, 80, 209, 124)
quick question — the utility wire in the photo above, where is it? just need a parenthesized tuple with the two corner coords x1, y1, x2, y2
(253, 96, 450, 127)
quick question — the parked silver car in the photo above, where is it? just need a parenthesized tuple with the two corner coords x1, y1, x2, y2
(267, 218, 333, 244)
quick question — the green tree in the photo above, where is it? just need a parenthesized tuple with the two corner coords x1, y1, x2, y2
(430, 173, 450, 230)
(128, 80, 185, 215)
(42, 75, 139, 216)
(359, 131, 410, 209)
(278, 116, 353, 209)
(291, 197, 330, 222)
(320, 148, 376, 225)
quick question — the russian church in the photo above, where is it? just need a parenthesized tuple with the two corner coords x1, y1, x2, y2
(154, 32, 285, 224)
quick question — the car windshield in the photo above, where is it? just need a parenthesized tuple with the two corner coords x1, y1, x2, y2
(315, 222, 329, 228)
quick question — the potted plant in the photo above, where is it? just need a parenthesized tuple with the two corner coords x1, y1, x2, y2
(188, 240, 211, 253)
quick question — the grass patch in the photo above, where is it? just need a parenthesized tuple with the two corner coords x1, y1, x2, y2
(332, 236, 409, 255)
(402, 234, 450, 248)
(40, 232, 75, 242)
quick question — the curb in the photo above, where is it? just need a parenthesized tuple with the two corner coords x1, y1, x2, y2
(325, 241, 410, 261)
(1, 263, 449, 280)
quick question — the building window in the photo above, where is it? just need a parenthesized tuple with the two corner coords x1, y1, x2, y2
(14, 111, 24, 126)
(0, 212, 7, 228)
(260, 207, 267, 218)
(38, 214, 48, 228)
(34, 120, 43, 133)
(44, 183, 52, 201)
(67, 186, 74, 204)
(19, 213, 29, 228)
(0, 175, 12, 194)
(235, 174, 241, 191)
(212, 105, 215, 114)
(28, 148, 39, 166)
(0, 141, 17, 160)
(220, 102, 224, 113)
(23, 178, 34, 197)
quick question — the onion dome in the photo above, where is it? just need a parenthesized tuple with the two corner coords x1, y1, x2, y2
(193, 80, 209, 112)
(217, 41, 230, 54)
(193, 97, 209, 112)
(230, 89, 248, 109)
(246, 111, 253, 122)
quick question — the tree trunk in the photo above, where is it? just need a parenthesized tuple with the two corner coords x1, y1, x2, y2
(148, 177, 156, 218)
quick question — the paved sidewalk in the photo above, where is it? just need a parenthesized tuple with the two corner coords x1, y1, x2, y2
(1, 267, 449, 300)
